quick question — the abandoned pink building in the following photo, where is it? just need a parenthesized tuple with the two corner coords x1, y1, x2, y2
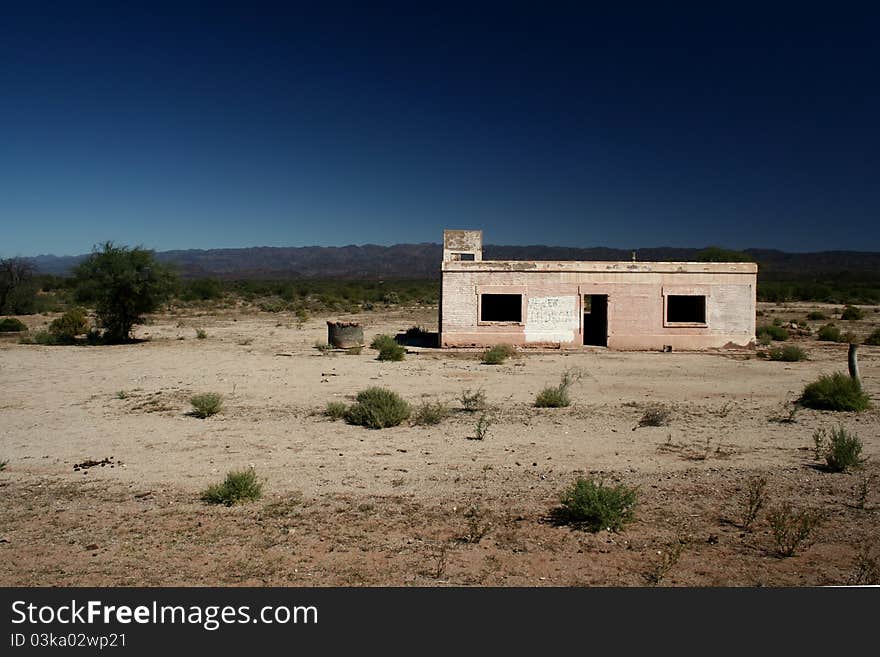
(439, 230, 757, 350)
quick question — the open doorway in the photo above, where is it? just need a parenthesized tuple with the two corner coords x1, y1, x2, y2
(583, 294, 608, 346)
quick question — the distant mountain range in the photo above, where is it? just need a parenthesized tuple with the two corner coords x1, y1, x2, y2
(26, 244, 880, 280)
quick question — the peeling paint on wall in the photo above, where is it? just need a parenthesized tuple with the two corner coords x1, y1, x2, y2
(525, 295, 579, 343)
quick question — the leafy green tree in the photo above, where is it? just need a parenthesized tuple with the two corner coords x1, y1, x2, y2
(73, 243, 177, 343)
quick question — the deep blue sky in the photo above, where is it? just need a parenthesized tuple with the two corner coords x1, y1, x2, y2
(2, 2, 879, 257)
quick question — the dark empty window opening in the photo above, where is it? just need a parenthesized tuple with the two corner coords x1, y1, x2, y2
(666, 295, 706, 324)
(455, 252, 476, 261)
(480, 294, 522, 322)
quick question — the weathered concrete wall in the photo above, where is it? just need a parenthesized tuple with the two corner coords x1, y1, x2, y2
(443, 229, 483, 261)
(439, 261, 757, 350)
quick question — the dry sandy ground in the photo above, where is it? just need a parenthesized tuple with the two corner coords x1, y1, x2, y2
(1, 302, 878, 586)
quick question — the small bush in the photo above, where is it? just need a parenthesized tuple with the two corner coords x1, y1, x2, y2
(30, 330, 60, 345)
(758, 333, 772, 346)
(644, 537, 688, 585)
(741, 476, 767, 531)
(0, 459, 7, 471)
(554, 477, 638, 532)
(344, 387, 411, 429)
(325, 401, 348, 420)
(0, 317, 27, 332)
(864, 328, 880, 346)
(459, 388, 487, 412)
(370, 334, 397, 350)
(190, 392, 223, 418)
(767, 504, 822, 557)
(806, 311, 827, 321)
(313, 340, 331, 354)
(258, 298, 288, 313)
(800, 373, 870, 412)
(535, 369, 581, 408)
(481, 343, 515, 365)
(49, 308, 89, 342)
(816, 323, 843, 342)
(813, 425, 865, 472)
(472, 413, 493, 440)
(757, 324, 788, 342)
(377, 341, 405, 362)
(413, 401, 450, 426)
(345, 345, 363, 355)
(195, 328, 208, 339)
(841, 305, 864, 321)
(535, 386, 569, 408)
(768, 345, 809, 362)
(201, 468, 263, 505)
(639, 404, 670, 427)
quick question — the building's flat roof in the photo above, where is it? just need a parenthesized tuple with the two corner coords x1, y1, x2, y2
(441, 260, 758, 274)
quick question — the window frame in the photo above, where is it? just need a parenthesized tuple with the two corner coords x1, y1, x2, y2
(663, 292, 709, 328)
(477, 292, 526, 325)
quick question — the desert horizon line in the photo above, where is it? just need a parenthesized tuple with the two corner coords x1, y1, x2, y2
(12, 240, 880, 262)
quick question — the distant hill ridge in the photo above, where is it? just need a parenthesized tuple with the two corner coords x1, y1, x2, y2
(26, 243, 880, 279)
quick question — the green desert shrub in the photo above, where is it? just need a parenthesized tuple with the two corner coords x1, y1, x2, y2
(344, 387, 411, 429)
(554, 477, 638, 532)
(472, 412, 493, 440)
(190, 392, 223, 418)
(49, 307, 89, 342)
(258, 298, 288, 313)
(813, 425, 865, 472)
(413, 401, 450, 426)
(864, 328, 880, 346)
(481, 343, 515, 365)
(0, 317, 26, 332)
(757, 324, 788, 342)
(201, 468, 262, 505)
(535, 369, 580, 408)
(816, 323, 843, 342)
(806, 311, 827, 321)
(767, 345, 809, 362)
(325, 401, 348, 420)
(370, 334, 397, 350)
(377, 341, 405, 362)
(841, 305, 864, 321)
(799, 373, 870, 412)
(29, 330, 60, 345)
(195, 328, 208, 340)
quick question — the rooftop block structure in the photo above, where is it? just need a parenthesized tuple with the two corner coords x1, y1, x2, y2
(439, 230, 757, 350)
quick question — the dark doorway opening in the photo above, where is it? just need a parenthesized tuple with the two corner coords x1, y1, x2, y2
(583, 295, 608, 346)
